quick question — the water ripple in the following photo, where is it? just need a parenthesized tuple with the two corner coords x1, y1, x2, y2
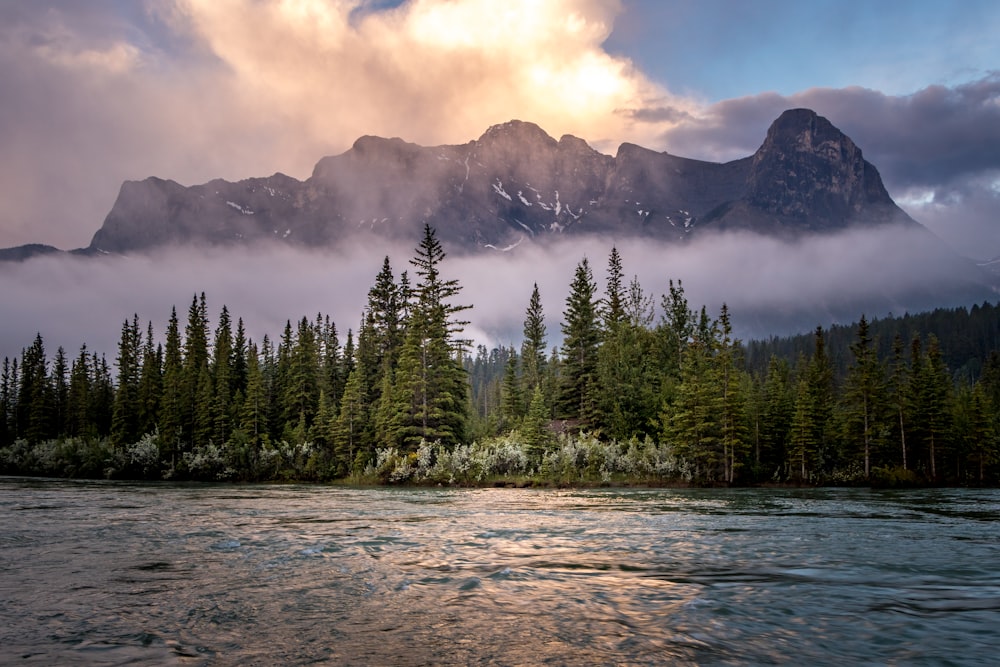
(1, 479, 999, 665)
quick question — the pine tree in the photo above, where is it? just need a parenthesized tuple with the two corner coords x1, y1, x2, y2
(659, 279, 693, 380)
(19, 334, 52, 444)
(499, 347, 522, 428)
(238, 343, 267, 462)
(231, 318, 249, 401)
(1, 357, 14, 446)
(558, 258, 601, 426)
(333, 366, 367, 473)
(914, 335, 952, 480)
(211, 306, 234, 446)
(888, 334, 911, 470)
(760, 356, 794, 478)
(788, 374, 817, 481)
(602, 246, 626, 330)
(805, 327, 836, 473)
(387, 225, 471, 450)
(523, 384, 553, 459)
(663, 334, 723, 480)
(66, 346, 92, 439)
(51, 346, 69, 439)
(160, 307, 184, 465)
(136, 321, 162, 438)
(181, 294, 210, 448)
(957, 384, 997, 483)
(111, 316, 142, 448)
(843, 315, 884, 478)
(521, 283, 547, 400)
(90, 353, 115, 438)
(716, 304, 747, 483)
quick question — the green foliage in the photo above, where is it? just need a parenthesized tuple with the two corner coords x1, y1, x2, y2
(5, 227, 1000, 486)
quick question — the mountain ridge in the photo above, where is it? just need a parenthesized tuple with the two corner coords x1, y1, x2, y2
(1, 108, 919, 258)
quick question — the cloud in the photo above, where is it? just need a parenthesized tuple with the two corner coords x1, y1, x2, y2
(650, 75, 1000, 257)
(1, 226, 991, 363)
(0, 0, 692, 249)
(2, 1, 998, 263)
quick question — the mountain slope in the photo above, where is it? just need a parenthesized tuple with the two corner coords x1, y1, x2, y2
(77, 108, 915, 254)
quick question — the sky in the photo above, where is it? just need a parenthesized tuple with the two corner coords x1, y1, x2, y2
(1, 0, 1000, 358)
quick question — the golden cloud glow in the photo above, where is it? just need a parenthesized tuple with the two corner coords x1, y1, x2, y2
(174, 0, 691, 151)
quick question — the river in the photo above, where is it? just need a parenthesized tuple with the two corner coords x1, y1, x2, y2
(1, 478, 998, 665)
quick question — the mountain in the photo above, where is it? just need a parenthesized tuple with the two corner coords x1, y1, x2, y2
(48, 108, 914, 255)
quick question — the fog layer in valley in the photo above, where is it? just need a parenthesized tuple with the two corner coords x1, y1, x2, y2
(1, 223, 991, 362)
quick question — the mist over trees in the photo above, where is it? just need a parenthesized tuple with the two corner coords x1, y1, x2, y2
(3, 227, 999, 486)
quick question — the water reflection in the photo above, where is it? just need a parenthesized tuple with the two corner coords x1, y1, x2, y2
(1, 480, 999, 665)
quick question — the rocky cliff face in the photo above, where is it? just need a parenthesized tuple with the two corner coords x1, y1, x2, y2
(18, 109, 918, 256)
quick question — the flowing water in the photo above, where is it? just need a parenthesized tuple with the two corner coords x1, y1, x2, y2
(1, 478, 998, 665)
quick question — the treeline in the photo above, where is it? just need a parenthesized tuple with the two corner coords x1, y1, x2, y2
(2, 228, 999, 485)
(745, 302, 1000, 384)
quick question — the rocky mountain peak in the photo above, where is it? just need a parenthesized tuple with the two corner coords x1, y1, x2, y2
(745, 108, 897, 228)
(2, 108, 919, 260)
(477, 120, 558, 149)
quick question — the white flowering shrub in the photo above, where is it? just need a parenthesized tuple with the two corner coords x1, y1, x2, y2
(125, 432, 162, 478)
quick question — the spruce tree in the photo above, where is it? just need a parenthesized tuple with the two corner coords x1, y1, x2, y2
(716, 304, 747, 483)
(602, 246, 626, 330)
(66, 347, 92, 439)
(499, 347, 522, 428)
(136, 321, 162, 439)
(111, 316, 141, 448)
(1, 357, 14, 446)
(51, 346, 69, 439)
(558, 258, 600, 426)
(888, 334, 911, 470)
(334, 366, 368, 473)
(521, 283, 547, 399)
(19, 334, 52, 444)
(181, 294, 210, 448)
(844, 315, 884, 478)
(760, 356, 794, 477)
(388, 225, 471, 449)
(160, 307, 184, 465)
(211, 306, 234, 446)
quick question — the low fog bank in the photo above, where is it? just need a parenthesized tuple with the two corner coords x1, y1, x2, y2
(1, 224, 995, 362)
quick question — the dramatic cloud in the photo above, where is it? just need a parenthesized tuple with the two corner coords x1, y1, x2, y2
(0, 0, 688, 249)
(1, 226, 990, 363)
(653, 75, 1000, 257)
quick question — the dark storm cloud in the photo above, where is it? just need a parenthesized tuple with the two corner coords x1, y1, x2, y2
(657, 74, 1000, 188)
(649, 75, 1000, 257)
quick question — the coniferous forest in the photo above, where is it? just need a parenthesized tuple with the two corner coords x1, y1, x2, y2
(3, 225, 1000, 486)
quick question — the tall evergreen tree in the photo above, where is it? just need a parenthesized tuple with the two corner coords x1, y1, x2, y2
(111, 316, 142, 448)
(888, 334, 911, 470)
(66, 347, 92, 439)
(716, 304, 747, 483)
(1, 357, 14, 446)
(499, 347, 523, 428)
(521, 283, 547, 398)
(602, 246, 626, 330)
(211, 306, 234, 446)
(843, 315, 884, 478)
(387, 225, 471, 449)
(19, 334, 51, 444)
(181, 293, 210, 447)
(160, 307, 184, 465)
(558, 258, 601, 425)
(333, 366, 368, 473)
(136, 321, 162, 438)
(760, 355, 794, 478)
(51, 346, 69, 439)
(913, 335, 952, 480)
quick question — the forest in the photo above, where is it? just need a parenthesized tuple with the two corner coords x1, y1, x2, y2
(2, 224, 999, 486)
